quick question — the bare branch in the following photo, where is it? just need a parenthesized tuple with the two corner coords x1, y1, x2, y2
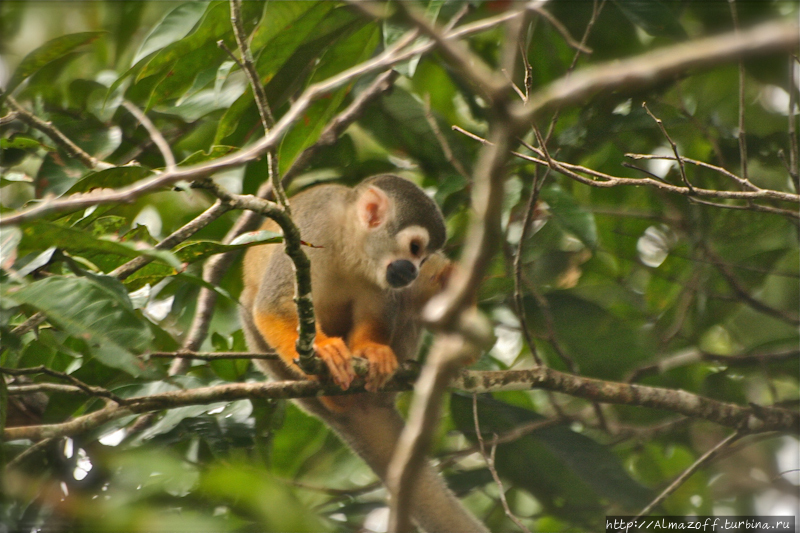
(110, 200, 232, 280)
(456, 126, 800, 204)
(625, 153, 759, 191)
(0, 365, 125, 405)
(5, 365, 798, 443)
(451, 367, 799, 433)
(513, 167, 546, 366)
(0, 111, 18, 125)
(228, 0, 274, 131)
(193, 179, 318, 371)
(148, 350, 278, 361)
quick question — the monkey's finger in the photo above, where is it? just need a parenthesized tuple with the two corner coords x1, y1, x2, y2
(357, 344, 398, 392)
(316, 338, 354, 390)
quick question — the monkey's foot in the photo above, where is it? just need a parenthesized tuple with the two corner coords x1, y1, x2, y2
(315, 337, 354, 390)
(354, 342, 398, 392)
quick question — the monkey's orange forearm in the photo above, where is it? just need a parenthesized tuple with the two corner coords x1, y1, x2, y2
(253, 311, 302, 373)
(253, 310, 354, 391)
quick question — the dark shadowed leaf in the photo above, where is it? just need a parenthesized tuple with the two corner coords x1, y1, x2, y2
(613, 0, 686, 38)
(451, 394, 652, 520)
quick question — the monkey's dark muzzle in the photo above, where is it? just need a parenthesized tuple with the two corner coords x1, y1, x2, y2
(386, 259, 417, 288)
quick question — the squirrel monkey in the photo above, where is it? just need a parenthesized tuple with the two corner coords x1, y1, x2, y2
(240, 174, 488, 533)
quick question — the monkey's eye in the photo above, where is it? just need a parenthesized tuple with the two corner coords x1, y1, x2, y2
(410, 240, 421, 256)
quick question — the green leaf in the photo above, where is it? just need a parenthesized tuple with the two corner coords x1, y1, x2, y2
(173, 234, 283, 264)
(132, 1, 208, 65)
(358, 86, 463, 174)
(18, 222, 181, 275)
(0, 136, 53, 152)
(252, 2, 335, 82)
(178, 146, 237, 166)
(8, 275, 152, 376)
(4, 31, 104, 96)
(138, 1, 260, 83)
(540, 184, 599, 249)
(66, 166, 152, 194)
(20, 222, 143, 263)
(146, 41, 226, 109)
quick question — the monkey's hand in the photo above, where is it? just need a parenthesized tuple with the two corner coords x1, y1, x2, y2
(353, 342, 398, 392)
(315, 336, 354, 390)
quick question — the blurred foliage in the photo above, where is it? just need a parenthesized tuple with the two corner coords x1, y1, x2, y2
(1, 1, 798, 532)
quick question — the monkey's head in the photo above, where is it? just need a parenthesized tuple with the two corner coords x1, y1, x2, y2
(353, 174, 446, 290)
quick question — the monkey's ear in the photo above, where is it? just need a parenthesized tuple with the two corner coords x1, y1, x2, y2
(357, 186, 391, 229)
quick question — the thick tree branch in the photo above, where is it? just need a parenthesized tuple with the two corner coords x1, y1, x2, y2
(4, 365, 797, 443)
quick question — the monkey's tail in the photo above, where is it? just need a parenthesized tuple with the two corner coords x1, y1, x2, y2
(326, 400, 490, 533)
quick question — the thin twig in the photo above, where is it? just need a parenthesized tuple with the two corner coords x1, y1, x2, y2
(625, 153, 758, 191)
(392, 1, 507, 103)
(6, 437, 52, 469)
(543, 0, 606, 142)
(193, 179, 318, 371)
(423, 94, 470, 180)
(789, 56, 799, 192)
(704, 245, 800, 326)
(643, 102, 693, 192)
(0, 365, 126, 405)
(515, 19, 799, 125)
(728, 0, 749, 185)
(2, 91, 112, 171)
(110, 200, 232, 280)
(473, 394, 532, 533)
(513, 166, 545, 366)
(627, 348, 800, 383)
(148, 350, 278, 360)
(454, 126, 800, 204)
(228, 0, 274, 131)
(227, 0, 287, 214)
(11, 200, 232, 339)
(631, 431, 740, 520)
(687, 197, 800, 220)
(527, 4, 591, 54)
(121, 100, 175, 170)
